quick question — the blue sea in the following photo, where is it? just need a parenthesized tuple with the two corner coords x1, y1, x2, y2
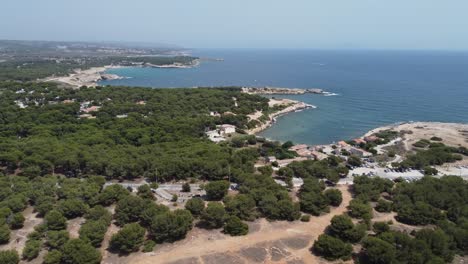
(99, 49, 468, 145)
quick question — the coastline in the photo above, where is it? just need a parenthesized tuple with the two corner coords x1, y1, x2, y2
(146, 59, 200, 68)
(43, 59, 201, 88)
(43, 65, 124, 88)
(247, 98, 316, 135)
(242, 86, 326, 95)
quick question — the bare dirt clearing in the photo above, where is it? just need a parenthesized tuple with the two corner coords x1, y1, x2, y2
(366, 122, 468, 165)
(107, 185, 352, 264)
(366, 122, 468, 150)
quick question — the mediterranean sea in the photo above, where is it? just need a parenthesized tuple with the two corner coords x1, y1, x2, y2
(99, 49, 468, 145)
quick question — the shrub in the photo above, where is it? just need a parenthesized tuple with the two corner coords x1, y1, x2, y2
(182, 183, 191, 192)
(277, 199, 301, 221)
(375, 199, 393, 213)
(43, 250, 62, 264)
(413, 139, 430, 148)
(140, 202, 169, 227)
(45, 210, 67, 231)
(324, 189, 343, 206)
(348, 199, 373, 221)
(312, 234, 352, 261)
(95, 185, 129, 206)
(79, 220, 109, 247)
(201, 202, 226, 229)
(149, 210, 193, 243)
(62, 239, 102, 264)
(329, 214, 366, 243)
(142, 240, 156, 253)
(300, 215, 310, 222)
(373, 222, 390, 234)
(34, 196, 55, 217)
(46, 230, 69, 250)
(85, 206, 112, 224)
(22, 239, 41, 260)
(205, 181, 230, 200)
(185, 197, 205, 217)
(137, 185, 154, 200)
(224, 194, 256, 221)
(58, 199, 89, 219)
(0, 250, 19, 264)
(110, 223, 145, 254)
(347, 155, 362, 167)
(424, 166, 438, 175)
(361, 237, 396, 264)
(114, 196, 144, 226)
(0, 224, 11, 244)
(8, 213, 25, 229)
(223, 216, 248, 236)
(300, 192, 329, 216)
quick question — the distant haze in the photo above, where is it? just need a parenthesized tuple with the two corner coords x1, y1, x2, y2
(2, 0, 468, 50)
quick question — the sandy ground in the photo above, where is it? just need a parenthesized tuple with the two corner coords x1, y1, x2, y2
(43, 66, 122, 88)
(100, 205, 120, 262)
(365, 122, 468, 166)
(104, 185, 352, 264)
(371, 210, 426, 234)
(365, 122, 468, 150)
(247, 110, 263, 121)
(101, 223, 121, 263)
(67, 217, 86, 239)
(0, 207, 42, 254)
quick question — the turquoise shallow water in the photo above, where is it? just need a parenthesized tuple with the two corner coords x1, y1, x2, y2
(100, 49, 468, 145)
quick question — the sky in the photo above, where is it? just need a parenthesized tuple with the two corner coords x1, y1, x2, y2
(2, 0, 468, 50)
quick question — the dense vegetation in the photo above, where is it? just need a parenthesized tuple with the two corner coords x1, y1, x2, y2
(0, 82, 269, 181)
(284, 157, 349, 184)
(313, 175, 468, 263)
(0, 81, 319, 260)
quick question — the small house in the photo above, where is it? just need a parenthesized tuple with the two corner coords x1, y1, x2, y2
(218, 124, 236, 135)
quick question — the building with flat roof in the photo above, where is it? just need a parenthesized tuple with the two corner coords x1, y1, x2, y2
(218, 124, 236, 135)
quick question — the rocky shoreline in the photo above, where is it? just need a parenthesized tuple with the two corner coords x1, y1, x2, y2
(242, 86, 326, 95)
(146, 59, 200, 68)
(247, 99, 316, 134)
(44, 60, 200, 88)
(43, 66, 125, 88)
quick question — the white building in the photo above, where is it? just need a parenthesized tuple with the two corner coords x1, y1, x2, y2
(206, 130, 225, 143)
(218, 124, 236, 135)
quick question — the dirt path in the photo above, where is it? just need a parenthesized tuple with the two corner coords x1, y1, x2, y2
(67, 217, 85, 239)
(125, 185, 352, 264)
(0, 207, 42, 254)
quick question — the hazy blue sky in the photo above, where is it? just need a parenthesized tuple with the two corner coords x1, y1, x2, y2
(2, 0, 467, 49)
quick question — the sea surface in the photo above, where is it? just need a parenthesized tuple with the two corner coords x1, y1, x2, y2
(100, 49, 468, 145)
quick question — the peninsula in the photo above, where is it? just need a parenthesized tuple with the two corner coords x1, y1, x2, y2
(242, 86, 326, 95)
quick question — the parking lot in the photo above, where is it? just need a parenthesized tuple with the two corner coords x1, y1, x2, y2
(348, 166, 424, 180)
